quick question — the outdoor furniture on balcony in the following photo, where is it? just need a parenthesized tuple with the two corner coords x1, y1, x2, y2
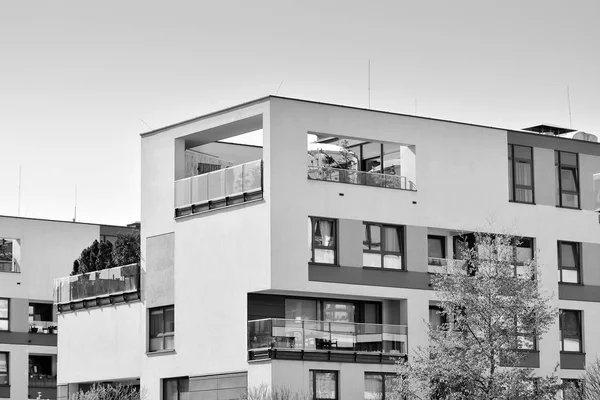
(307, 166, 416, 191)
(53, 264, 141, 311)
(29, 321, 57, 334)
(174, 159, 263, 218)
(248, 318, 407, 364)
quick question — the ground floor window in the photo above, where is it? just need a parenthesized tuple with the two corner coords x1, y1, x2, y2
(150, 305, 175, 352)
(364, 373, 401, 400)
(163, 377, 189, 400)
(561, 379, 583, 400)
(0, 353, 8, 386)
(310, 370, 338, 400)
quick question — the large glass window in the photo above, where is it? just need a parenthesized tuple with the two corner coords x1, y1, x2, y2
(163, 377, 189, 400)
(309, 217, 337, 264)
(0, 299, 8, 331)
(560, 310, 582, 353)
(558, 241, 580, 284)
(427, 235, 446, 259)
(310, 370, 338, 400)
(285, 299, 317, 321)
(0, 353, 7, 386)
(149, 306, 175, 352)
(555, 151, 580, 208)
(323, 302, 355, 323)
(364, 373, 401, 400)
(508, 145, 534, 203)
(363, 223, 403, 269)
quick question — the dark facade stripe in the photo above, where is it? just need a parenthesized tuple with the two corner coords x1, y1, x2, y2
(189, 372, 247, 400)
(0, 386, 10, 399)
(308, 264, 432, 290)
(508, 130, 600, 156)
(0, 331, 57, 346)
(560, 352, 586, 370)
(558, 283, 600, 302)
(247, 294, 285, 321)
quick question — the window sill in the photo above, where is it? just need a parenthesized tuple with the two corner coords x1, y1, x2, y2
(555, 205, 581, 211)
(509, 200, 536, 206)
(559, 282, 583, 286)
(560, 351, 585, 355)
(0, 271, 20, 274)
(362, 266, 405, 272)
(146, 349, 176, 356)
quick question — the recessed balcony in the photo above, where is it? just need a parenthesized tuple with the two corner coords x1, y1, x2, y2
(174, 159, 263, 218)
(308, 166, 416, 191)
(247, 318, 407, 364)
(53, 264, 141, 312)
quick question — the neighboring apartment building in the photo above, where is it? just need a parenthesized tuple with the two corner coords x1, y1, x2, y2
(0, 215, 137, 400)
(55, 96, 600, 400)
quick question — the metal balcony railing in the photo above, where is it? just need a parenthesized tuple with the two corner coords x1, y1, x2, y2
(28, 374, 57, 388)
(29, 321, 57, 334)
(0, 259, 19, 273)
(248, 318, 407, 355)
(53, 264, 140, 304)
(307, 166, 416, 191)
(175, 159, 263, 211)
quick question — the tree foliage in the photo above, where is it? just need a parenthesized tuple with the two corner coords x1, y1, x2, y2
(396, 231, 560, 400)
(581, 357, 600, 399)
(70, 384, 144, 400)
(245, 385, 309, 400)
(72, 231, 140, 275)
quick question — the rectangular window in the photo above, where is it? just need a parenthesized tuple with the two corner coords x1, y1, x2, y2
(514, 237, 534, 278)
(0, 353, 7, 386)
(427, 235, 446, 260)
(561, 379, 583, 400)
(363, 223, 403, 269)
(558, 241, 580, 284)
(555, 151, 580, 208)
(163, 377, 189, 400)
(364, 373, 401, 400)
(560, 310, 582, 353)
(508, 144, 534, 203)
(429, 306, 447, 331)
(310, 370, 338, 400)
(149, 306, 175, 352)
(0, 299, 8, 331)
(29, 302, 53, 322)
(309, 217, 337, 264)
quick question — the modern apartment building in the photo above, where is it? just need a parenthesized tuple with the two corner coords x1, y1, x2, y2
(0, 215, 137, 399)
(55, 96, 600, 400)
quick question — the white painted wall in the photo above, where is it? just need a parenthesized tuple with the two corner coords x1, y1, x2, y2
(57, 303, 143, 385)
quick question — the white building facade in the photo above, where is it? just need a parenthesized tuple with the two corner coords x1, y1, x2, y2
(0, 216, 136, 400)
(55, 97, 600, 400)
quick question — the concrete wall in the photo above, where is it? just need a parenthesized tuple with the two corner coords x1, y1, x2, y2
(0, 343, 56, 400)
(57, 303, 143, 385)
(533, 148, 555, 207)
(145, 232, 175, 308)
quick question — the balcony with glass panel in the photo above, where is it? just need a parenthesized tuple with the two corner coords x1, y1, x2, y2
(247, 318, 407, 364)
(307, 134, 417, 192)
(0, 237, 20, 273)
(53, 264, 141, 312)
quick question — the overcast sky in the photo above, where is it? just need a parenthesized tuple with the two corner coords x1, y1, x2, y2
(1, 0, 599, 226)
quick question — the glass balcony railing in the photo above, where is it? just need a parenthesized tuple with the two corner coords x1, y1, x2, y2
(175, 159, 263, 211)
(0, 259, 20, 273)
(53, 264, 140, 304)
(29, 374, 57, 388)
(29, 320, 57, 334)
(428, 258, 467, 274)
(248, 318, 407, 355)
(307, 166, 416, 191)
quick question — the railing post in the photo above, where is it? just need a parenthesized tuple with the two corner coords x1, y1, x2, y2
(302, 320, 305, 350)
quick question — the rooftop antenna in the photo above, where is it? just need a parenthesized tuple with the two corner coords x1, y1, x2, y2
(567, 86, 573, 129)
(275, 81, 284, 95)
(368, 60, 371, 109)
(140, 119, 152, 131)
(73, 185, 77, 222)
(17, 166, 22, 216)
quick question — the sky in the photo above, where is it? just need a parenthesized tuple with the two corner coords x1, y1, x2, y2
(0, 0, 599, 226)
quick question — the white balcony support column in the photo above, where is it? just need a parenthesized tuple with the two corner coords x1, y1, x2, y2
(400, 145, 417, 187)
(406, 293, 430, 360)
(174, 138, 186, 180)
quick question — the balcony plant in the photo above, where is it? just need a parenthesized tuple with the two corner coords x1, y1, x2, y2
(29, 324, 38, 333)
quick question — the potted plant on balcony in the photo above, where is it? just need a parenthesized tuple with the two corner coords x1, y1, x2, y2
(48, 325, 56, 334)
(30, 324, 38, 333)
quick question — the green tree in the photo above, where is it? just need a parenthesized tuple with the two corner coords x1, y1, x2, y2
(75, 240, 114, 275)
(112, 232, 141, 266)
(396, 231, 560, 400)
(580, 357, 600, 399)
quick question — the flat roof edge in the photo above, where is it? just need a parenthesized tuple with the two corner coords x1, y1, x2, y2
(0, 214, 135, 229)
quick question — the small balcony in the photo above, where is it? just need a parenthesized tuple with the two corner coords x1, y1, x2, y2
(29, 320, 57, 334)
(53, 264, 141, 312)
(248, 318, 407, 365)
(29, 373, 57, 388)
(174, 159, 263, 218)
(308, 166, 416, 191)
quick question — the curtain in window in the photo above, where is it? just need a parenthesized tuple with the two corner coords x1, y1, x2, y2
(315, 372, 337, 400)
(364, 375, 383, 400)
(150, 311, 164, 336)
(163, 379, 179, 400)
(562, 311, 581, 351)
(383, 227, 400, 252)
(317, 220, 334, 247)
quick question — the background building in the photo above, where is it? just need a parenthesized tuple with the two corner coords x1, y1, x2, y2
(56, 96, 600, 400)
(0, 216, 137, 400)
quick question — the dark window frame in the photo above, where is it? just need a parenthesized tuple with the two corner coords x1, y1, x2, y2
(149, 305, 175, 352)
(364, 372, 401, 400)
(427, 235, 446, 259)
(555, 150, 580, 209)
(561, 379, 584, 400)
(508, 144, 535, 204)
(558, 241, 581, 284)
(0, 298, 9, 332)
(310, 370, 338, 400)
(163, 377, 189, 400)
(0, 352, 8, 386)
(309, 217, 338, 265)
(559, 309, 583, 353)
(363, 222, 404, 270)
